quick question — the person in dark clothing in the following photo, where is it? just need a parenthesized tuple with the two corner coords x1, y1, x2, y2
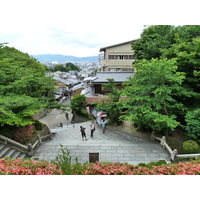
(80, 126, 87, 141)
(65, 113, 69, 120)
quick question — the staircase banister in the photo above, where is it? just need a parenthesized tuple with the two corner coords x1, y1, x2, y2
(0, 135, 28, 151)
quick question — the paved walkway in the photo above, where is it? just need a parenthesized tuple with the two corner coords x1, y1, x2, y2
(33, 109, 171, 165)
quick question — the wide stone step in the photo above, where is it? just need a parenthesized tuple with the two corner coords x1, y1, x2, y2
(3, 148, 16, 158)
(10, 150, 23, 159)
(0, 143, 27, 159)
(0, 146, 11, 158)
(0, 143, 5, 151)
(17, 153, 27, 159)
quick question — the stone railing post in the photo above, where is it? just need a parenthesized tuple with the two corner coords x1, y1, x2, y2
(160, 136, 166, 148)
(151, 131, 155, 141)
(48, 130, 53, 140)
(27, 143, 33, 157)
(37, 134, 42, 145)
(171, 149, 178, 162)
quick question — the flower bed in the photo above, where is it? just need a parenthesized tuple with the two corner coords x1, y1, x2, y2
(1, 158, 200, 175)
(82, 161, 200, 175)
(0, 158, 62, 175)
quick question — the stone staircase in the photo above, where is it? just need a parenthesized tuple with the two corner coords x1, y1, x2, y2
(0, 143, 27, 159)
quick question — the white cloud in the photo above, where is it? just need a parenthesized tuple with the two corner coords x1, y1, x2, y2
(1, 0, 197, 57)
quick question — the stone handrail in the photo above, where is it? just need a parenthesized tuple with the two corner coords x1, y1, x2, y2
(151, 131, 200, 162)
(151, 132, 178, 162)
(0, 131, 53, 157)
(0, 135, 28, 151)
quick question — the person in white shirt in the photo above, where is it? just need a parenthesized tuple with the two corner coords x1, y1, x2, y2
(90, 120, 95, 138)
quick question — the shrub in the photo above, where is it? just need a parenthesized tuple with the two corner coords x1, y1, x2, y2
(182, 140, 200, 154)
(52, 144, 87, 175)
(185, 109, 200, 142)
(33, 120, 43, 131)
(71, 95, 87, 116)
(13, 124, 34, 144)
(0, 158, 62, 175)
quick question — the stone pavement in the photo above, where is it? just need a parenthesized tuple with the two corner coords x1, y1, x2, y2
(33, 109, 171, 165)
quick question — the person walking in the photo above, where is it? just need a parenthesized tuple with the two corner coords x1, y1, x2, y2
(80, 126, 87, 141)
(101, 118, 108, 133)
(65, 112, 69, 120)
(90, 120, 95, 138)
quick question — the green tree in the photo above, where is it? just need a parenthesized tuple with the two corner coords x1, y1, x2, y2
(51, 64, 66, 72)
(133, 25, 200, 110)
(132, 25, 200, 129)
(96, 79, 123, 125)
(65, 62, 80, 72)
(122, 58, 185, 135)
(0, 46, 62, 126)
(185, 109, 200, 142)
(71, 94, 87, 116)
(161, 36, 200, 109)
(132, 25, 176, 61)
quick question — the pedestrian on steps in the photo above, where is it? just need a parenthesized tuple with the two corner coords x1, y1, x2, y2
(90, 120, 95, 138)
(80, 126, 87, 141)
(101, 118, 108, 133)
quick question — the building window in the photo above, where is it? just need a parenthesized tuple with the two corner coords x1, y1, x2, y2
(108, 55, 134, 60)
(128, 55, 134, 59)
(108, 55, 115, 59)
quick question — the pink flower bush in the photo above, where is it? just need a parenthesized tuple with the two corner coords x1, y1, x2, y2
(81, 161, 200, 175)
(14, 124, 34, 144)
(0, 158, 62, 175)
(1, 158, 200, 175)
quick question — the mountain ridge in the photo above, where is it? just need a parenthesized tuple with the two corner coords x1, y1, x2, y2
(32, 54, 98, 63)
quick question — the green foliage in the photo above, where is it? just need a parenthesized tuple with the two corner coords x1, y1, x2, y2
(133, 25, 200, 111)
(97, 79, 123, 125)
(50, 62, 80, 72)
(97, 101, 122, 125)
(52, 144, 87, 175)
(102, 78, 121, 102)
(132, 25, 176, 60)
(182, 140, 200, 154)
(122, 58, 185, 135)
(0, 95, 42, 126)
(138, 160, 167, 168)
(71, 94, 87, 116)
(185, 109, 200, 142)
(0, 46, 61, 126)
(33, 120, 43, 131)
(65, 62, 81, 72)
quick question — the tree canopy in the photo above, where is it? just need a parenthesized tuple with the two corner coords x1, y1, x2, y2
(96, 79, 123, 125)
(0, 46, 61, 126)
(49, 62, 81, 72)
(132, 25, 200, 108)
(122, 58, 185, 135)
(122, 25, 200, 137)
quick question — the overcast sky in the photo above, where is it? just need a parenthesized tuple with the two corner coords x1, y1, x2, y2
(0, 0, 198, 57)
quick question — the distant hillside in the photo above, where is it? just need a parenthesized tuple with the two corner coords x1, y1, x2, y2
(32, 54, 98, 63)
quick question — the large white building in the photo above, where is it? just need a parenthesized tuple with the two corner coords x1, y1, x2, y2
(99, 40, 137, 72)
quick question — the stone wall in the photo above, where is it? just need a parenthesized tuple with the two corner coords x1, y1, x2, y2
(32, 110, 48, 120)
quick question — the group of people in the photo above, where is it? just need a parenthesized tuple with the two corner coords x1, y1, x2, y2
(80, 118, 108, 141)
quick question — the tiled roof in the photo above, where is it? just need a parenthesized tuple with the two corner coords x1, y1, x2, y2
(86, 96, 111, 105)
(92, 72, 134, 83)
(99, 39, 138, 51)
(53, 77, 79, 85)
(86, 96, 128, 105)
